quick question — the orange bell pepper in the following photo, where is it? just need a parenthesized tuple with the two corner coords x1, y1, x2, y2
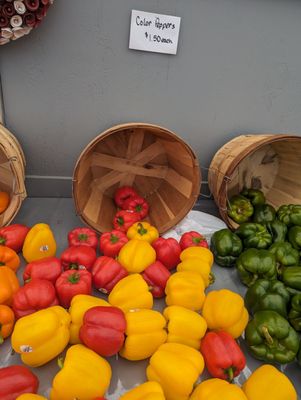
(0, 191, 10, 214)
(0, 266, 19, 306)
(0, 304, 15, 343)
(0, 245, 20, 272)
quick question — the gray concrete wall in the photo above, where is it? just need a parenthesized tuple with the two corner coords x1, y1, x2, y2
(1, 0, 301, 196)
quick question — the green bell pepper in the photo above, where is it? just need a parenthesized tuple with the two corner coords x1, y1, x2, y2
(240, 188, 266, 206)
(245, 279, 290, 318)
(210, 229, 243, 268)
(277, 204, 301, 226)
(266, 219, 288, 243)
(269, 241, 300, 268)
(288, 294, 301, 332)
(236, 248, 277, 287)
(245, 310, 300, 364)
(235, 223, 272, 249)
(227, 195, 254, 224)
(253, 204, 276, 224)
(279, 266, 301, 291)
(288, 226, 301, 250)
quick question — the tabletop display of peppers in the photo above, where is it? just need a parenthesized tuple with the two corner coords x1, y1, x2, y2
(1, 193, 301, 400)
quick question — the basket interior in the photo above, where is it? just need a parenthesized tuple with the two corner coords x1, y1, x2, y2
(227, 138, 301, 223)
(0, 147, 15, 225)
(74, 125, 200, 233)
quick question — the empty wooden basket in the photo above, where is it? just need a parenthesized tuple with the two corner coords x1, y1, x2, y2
(0, 124, 26, 227)
(208, 134, 301, 229)
(73, 123, 201, 233)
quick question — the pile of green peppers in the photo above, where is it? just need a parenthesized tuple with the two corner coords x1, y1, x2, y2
(211, 188, 301, 365)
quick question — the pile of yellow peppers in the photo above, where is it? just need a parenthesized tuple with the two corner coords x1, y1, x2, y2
(1, 219, 298, 400)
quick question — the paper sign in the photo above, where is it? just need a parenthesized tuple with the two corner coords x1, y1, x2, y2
(129, 10, 181, 55)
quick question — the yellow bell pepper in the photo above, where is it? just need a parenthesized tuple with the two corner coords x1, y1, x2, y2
(127, 221, 159, 243)
(177, 258, 212, 287)
(69, 294, 110, 344)
(163, 305, 207, 349)
(118, 239, 156, 273)
(50, 344, 111, 400)
(147, 342, 204, 400)
(165, 271, 205, 311)
(120, 381, 165, 400)
(11, 306, 70, 367)
(242, 364, 297, 400)
(190, 378, 248, 400)
(109, 273, 153, 312)
(119, 309, 167, 360)
(22, 223, 57, 263)
(16, 395, 47, 400)
(201, 289, 249, 339)
(180, 247, 214, 266)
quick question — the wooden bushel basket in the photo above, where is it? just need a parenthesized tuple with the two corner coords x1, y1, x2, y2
(208, 134, 301, 230)
(0, 124, 26, 227)
(73, 123, 201, 234)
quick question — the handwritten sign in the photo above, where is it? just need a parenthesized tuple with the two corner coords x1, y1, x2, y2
(129, 10, 181, 55)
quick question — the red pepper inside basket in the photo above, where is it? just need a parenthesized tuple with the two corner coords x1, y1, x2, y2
(114, 186, 138, 208)
(113, 210, 140, 233)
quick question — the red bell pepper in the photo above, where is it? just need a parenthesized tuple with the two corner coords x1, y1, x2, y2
(113, 210, 140, 232)
(55, 269, 92, 308)
(114, 186, 138, 208)
(0, 365, 39, 400)
(12, 279, 59, 319)
(61, 245, 96, 271)
(142, 261, 171, 298)
(99, 230, 128, 257)
(123, 195, 149, 219)
(79, 306, 126, 356)
(91, 256, 128, 294)
(200, 331, 246, 382)
(179, 231, 208, 250)
(23, 256, 62, 284)
(152, 237, 181, 270)
(68, 227, 98, 250)
(0, 224, 30, 253)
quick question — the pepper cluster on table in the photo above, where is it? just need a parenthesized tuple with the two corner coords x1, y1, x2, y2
(0, 186, 299, 399)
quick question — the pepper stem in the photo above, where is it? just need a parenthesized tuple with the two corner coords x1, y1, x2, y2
(69, 263, 79, 270)
(0, 262, 5, 266)
(0, 335, 3, 345)
(192, 237, 201, 244)
(0, 238, 5, 245)
(262, 325, 274, 346)
(78, 234, 88, 242)
(57, 356, 64, 369)
(68, 273, 80, 284)
(110, 234, 119, 244)
(137, 223, 147, 236)
(225, 367, 234, 382)
(209, 272, 215, 285)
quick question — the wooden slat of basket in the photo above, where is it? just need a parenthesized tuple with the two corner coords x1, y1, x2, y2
(92, 171, 127, 192)
(161, 140, 194, 167)
(91, 153, 168, 179)
(119, 129, 145, 187)
(164, 169, 192, 198)
(83, 187, 104, 223)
